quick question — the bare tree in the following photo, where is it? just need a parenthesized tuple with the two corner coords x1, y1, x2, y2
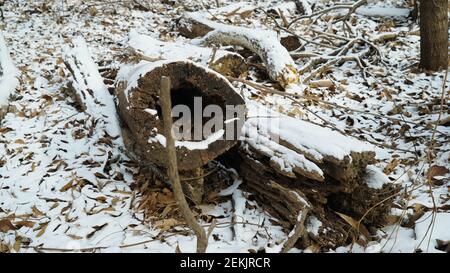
(419, 0, 448, 71)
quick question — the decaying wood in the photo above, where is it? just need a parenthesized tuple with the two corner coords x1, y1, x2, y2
(0, 33, 20, 122)
(281, 207, 309, 253)
(124, 32, 247, 78)
(218, 102, 399, 250)
(62, 36, 121, 139)
(177, 15, 213, 39)
(177, 13, 301, 91)
(116, 60, 245, 171)
(160, 76, 208, 253)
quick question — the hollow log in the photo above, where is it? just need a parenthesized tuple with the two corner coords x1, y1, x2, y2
(0, 33, 20, 122)
(115, 60, 246, 171)
(218, 101, 400, 250)
(178, 13, 301, 92)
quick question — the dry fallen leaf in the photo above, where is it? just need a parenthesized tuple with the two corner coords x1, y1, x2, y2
(36, 222, 49, 237)
(335, 212, 371, 240)
(427, 165, 448, 179)
(383, 158, 398, 175)
(86, 223, 108, 239)
(31, 205, 45, 217)
(59, 180, 74, 192)
(0, 219, 16, 232)
(14, 220, 36, 229)
(175, 244, 182, 253)
(154, 218, 178, 231)
(13, 238, 21, 252)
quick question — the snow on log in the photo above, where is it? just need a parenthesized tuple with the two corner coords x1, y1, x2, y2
(242, 101, 376, 185)
(218, 101, 399, 249)
(126, 31, 247, 78)
(115, 60, 246, 171)
(62, 36, 121, 140)
(178, 13, 302, 93)
(0, 33, 20, 121)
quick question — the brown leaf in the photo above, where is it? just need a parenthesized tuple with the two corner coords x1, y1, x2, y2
(427, 165, 448, 179)
(95, 196, 107, 203)
(0, 243, 9, 253)
(86, 223, 108, 239)
(335, 212, 371, 240)
(0, 127, 13, 133)
(14, 139, 26, 144)
(154, 218, 178, 231)
(31, 205, 45, 217)
(59, 180, 74, 192)
(0, 219, 16, 232)
(36, 222, 49, 237)
(67, 234, 83, 240)
(175, 244, 182, 253)
(94, 172, 107, 179)
(14, 220, 36, 229)
(13, 238, 21, 252)
(383, 158, 398, 175)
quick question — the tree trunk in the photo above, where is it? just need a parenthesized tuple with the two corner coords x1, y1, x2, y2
(420, 0, 448, 71)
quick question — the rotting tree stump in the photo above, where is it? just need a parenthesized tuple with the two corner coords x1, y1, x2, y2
(116, 60, 246, 204)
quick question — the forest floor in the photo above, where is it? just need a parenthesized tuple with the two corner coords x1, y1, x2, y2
(0, 0, 449, 253)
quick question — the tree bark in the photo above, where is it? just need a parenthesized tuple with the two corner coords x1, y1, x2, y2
(420, 0, 448, 71)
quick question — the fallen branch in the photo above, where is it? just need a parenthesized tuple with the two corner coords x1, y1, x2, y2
(122, 31, 247, 78)
(281, 207, 309, 253)
(160, 76, 208, 253)
(0, 33, 20, 122)
(178, 13, 302, 92)
(62, 36, 121, 140)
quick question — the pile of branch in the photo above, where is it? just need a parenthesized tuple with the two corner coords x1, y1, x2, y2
(113, 25, 399, 249)
(0, 33, 20, 121)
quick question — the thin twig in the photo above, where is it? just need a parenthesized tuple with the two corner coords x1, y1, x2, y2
(160, 76, 208, 253)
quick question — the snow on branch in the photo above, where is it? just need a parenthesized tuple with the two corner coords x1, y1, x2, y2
(62, 36, 121, 140)
(181, 12, 302, 94)
(123, 30, 247, 78)
(0, 32, 20, 120)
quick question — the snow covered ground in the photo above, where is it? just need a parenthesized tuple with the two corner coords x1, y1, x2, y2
(0, 0, 448, 253)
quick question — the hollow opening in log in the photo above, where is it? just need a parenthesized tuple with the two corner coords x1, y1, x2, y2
(154, 81, 228, 141)
(116, 61, 246, 170)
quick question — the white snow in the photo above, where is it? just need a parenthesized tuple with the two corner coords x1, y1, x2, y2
(149, 129, 225, 150)
(0, 32, 20, 110)
(356, 6, 411, 18)
(245, 101, 374, 163)
(364, 165, 391, 189)
(307, 216, 322, 236)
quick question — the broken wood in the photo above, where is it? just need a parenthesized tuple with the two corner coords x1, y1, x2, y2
(178, 13, 301, 92)
(124, 31, 247, 78)
(0, 33, 20, 122)
(219, 101, 399, 250)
